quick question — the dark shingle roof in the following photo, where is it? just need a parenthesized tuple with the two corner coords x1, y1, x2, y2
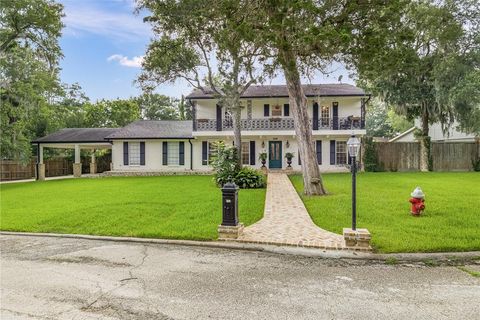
(185, 84, 366, 99)
(32, 128, 118, 143)
(106, 120, 193, 139)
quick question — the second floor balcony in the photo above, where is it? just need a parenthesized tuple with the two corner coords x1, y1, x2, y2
(194, 117, 365, 132)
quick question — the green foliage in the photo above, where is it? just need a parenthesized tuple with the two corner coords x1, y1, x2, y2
(134, 93, 190, 120)
(472, 157, 480, 172)
(210, 141, 240, 187)
(210, 141, 266, 189)
(284, 152, 295, 159)
(84, 99, 140, 128)
(357, 0, 480, 138)
(0, 0, 64, 162)
(367, 99, 414, 138)
(363, 137, 381, 172)
(258, 152, 267, 161)
(234, 167, 266, 189)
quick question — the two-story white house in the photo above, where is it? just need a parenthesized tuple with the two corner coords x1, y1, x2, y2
(33, 84, 368, 178)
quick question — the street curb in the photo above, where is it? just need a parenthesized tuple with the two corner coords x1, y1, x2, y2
(1, 231, 479, 264)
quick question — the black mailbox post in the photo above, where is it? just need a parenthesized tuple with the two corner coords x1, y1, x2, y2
(221, 182, 239, 226)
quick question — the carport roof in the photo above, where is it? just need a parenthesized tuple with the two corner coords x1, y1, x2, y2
(32, 128, 119, 144)
(105, 120, 193, 139)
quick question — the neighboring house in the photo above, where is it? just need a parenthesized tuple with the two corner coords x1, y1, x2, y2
(390, 120, 477, 143)
(33, 84, 369, 179)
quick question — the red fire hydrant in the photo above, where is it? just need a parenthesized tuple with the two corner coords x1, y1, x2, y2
(409, 187, 425, 216)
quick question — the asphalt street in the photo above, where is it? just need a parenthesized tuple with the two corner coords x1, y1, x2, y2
(1, 235, 479, 319)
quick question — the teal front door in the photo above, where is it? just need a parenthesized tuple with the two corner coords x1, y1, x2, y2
(269, 141, 282, 169)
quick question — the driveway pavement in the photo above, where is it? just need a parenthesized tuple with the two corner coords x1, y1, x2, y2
(1, 234, 479, 319)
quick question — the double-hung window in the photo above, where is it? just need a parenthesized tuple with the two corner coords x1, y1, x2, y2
(167, 142, 179, 165)
(128, 142, 141, 165)
(336, 141, 347, 165)
(241, 142, 250, 165)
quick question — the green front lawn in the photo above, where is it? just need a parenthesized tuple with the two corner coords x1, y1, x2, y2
(0, 176, 265, 240)
(290, 172, 480, 253)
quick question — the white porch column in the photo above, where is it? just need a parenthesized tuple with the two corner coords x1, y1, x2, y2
(73, 144, 82, 177)
(90, 149, 97, 174)
(37, 145, 45, 180)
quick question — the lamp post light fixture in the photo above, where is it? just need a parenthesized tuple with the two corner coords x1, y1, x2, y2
(347, 134, 361, 230)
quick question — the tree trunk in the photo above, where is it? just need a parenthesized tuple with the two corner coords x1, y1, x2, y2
(232, 106, 242, 167)
(279, 51, 327, 195)
(419, 107, 430, 172)
(226, 96, 242, 168)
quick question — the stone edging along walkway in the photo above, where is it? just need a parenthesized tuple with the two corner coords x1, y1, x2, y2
(1, 231, 479, 264)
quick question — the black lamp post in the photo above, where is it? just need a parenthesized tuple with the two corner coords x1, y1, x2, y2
(347, 134, 361, 231)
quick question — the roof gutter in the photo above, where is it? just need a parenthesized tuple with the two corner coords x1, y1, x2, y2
(188, 139, 193, 170)
(35, 143, 40, 180)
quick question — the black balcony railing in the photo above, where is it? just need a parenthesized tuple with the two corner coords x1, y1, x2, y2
(194, 117, 364, 131)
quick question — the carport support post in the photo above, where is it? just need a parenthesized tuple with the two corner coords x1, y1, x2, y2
(90, 149, 97, 174)
(37, 144, 45, 181)
(73, 144, 82, 178)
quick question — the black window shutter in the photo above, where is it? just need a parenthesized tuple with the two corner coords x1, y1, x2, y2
(140, 142, 145, 165)
(316, 140, 322, 164)
(264, 104, 270, 117)
(179, 141, 185, 165)
(162, 142, 168, 165)
(298, 149, 301, 165)
(313, 103, 319, 130)
(202, 141, 208, 165)
(330, 140, 336, 165)
(283, 104, 290, 116)
(332, 102, 339, 130)
(123, 142, 129, 165)
(249, 141, 255, 165)
(216, 105, 222, 131)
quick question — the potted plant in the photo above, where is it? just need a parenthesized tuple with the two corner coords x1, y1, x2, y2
(285, 152, 295, 167)
(259, 152, 268, 167)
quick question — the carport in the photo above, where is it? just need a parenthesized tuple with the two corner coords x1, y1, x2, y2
(32, 128, 118, 180)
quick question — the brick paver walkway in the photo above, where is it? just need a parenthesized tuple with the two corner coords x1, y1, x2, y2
(237, 173, 348, 250)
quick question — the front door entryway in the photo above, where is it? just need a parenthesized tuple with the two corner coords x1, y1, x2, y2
(269, 141, 282, 169)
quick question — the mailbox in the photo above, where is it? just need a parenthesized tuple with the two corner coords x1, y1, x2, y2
(221, 182, 239, 226)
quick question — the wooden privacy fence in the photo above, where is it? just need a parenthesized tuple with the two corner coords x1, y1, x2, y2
(0, 160, 36, 181)
(374, 142, 421, 171)
(1, 154, 112, 181)
(432, 142, 479, 171)
(373, 141, 479, 172)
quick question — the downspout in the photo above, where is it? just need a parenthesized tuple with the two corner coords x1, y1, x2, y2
(188, 139, 193, 170)
(36, 143, 40, 180)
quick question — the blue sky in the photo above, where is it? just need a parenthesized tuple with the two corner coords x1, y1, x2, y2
(59, 0, 353, 101)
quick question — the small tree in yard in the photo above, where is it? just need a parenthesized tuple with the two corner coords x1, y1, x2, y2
(137, 0, 273, 166)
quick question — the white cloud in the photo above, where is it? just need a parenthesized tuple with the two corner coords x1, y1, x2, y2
(62, 1, 151, 41)
(107, 54, 144, 68)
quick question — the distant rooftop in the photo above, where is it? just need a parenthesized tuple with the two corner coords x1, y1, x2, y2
(106, 120, 193, 139)
(32, 128, 118, 143)
(186, 84, 367, 99)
